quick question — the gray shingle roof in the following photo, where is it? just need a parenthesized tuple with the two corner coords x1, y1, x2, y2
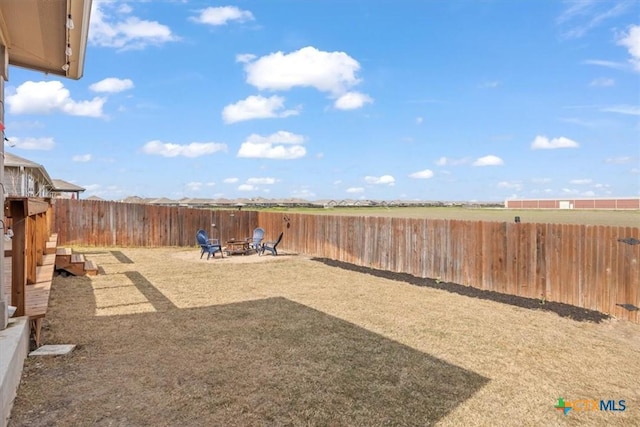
(51, 179, 85, 192)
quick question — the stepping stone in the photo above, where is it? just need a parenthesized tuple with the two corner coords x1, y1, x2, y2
(29, 344, 76, 357)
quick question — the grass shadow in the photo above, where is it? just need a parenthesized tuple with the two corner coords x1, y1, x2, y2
(110, 250, 134, 264)
(11, 293, 489, 426)
(312, 258, 610, 323)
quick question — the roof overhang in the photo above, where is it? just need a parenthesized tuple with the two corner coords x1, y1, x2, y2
(0, 0, 92, 80)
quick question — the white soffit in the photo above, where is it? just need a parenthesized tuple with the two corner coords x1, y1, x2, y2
(0, 0, 92, 80)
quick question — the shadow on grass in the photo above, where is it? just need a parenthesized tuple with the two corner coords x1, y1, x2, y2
(110, 250, 134, 264)
(11, 280, 489, 426)
(312, 258, 610, 323)
(124, 271, 177, 312)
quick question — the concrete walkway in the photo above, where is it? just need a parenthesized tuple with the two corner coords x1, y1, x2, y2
(0, 317, 29, 427)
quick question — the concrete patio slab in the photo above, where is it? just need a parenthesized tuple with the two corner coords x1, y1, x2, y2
(29, 345, 76, 357)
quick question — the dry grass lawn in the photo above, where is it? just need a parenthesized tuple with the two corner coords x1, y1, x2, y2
(9, 247, 640, 426)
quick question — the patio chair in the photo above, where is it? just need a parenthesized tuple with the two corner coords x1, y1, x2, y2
(260, 232, 283, 256)
(196, 229, 223, 259)
(248, 227, 265, 253)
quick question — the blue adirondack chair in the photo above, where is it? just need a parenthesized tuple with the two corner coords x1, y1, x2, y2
(248, 227, 265, 253)
(260, 232, 283, 256)
(196, 229, 223, 259)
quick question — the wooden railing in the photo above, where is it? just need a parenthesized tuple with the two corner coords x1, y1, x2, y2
(4, 197, 55, 318)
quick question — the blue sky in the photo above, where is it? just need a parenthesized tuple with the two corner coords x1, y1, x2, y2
(4, 0, 640, 201)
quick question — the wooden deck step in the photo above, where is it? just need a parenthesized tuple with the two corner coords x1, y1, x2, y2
(45, 233, 58, 255)
(84, 260, 99, 276)
(55, 248, 99, 277)
(55, 248, 72, 270)
(71, 253, 85, 264)
(56, 247, 72, 256)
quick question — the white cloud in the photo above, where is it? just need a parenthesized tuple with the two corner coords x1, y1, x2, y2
(334, 92, 373, 110)
(435, 156, 469, 166)
(237, 131, 306, 159)
(72, 154, 92, 162)
(190, 6, 254, 26)
(185, 181, 216, 191)
(246, 177, 276, 185)
(83, 184, 102, 192)
(186, 182, 203, 191)
(9, 137, 55, 150)
(605, 156, 633, 164)
(600, 105, 640, 115)
(291, 188, 316, 199)
(562, 188, 579, 194)
(89, 78, 134, 93)
(570, 178, 593, 184)
(557, 0, 633, 39)
(589, 77, 614, 87)
(236, 53, 256, 63)
(617, 25, 640, 72)
(416, 117, 424, 125)
(479, 81, 500, 89)
(498, 181, 523, 190)
(531, 178, 552, 184)
(346, 187, 364, 193)
(409, 169, 434, 179)
(582, 59, 627, 70)
(472, 155, 504, 166)
(223, 177, 239, 184)
(7, 81, 105, 118)
(364, 175, 395, 185)
(241, 46, 363, 95)
(222, 95, 299, 123)
(141, 140, 227, 158)
(238, 184, 255, 192)
(89, 1, 178, 50)
(531, 135, 579, 150)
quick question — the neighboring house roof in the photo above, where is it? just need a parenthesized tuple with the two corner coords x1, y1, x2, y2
(51, 179, 85, 193)
(148, 197, 177, 205)
(4, 151, 40, 168)
(0, 0, 93, 80)
(4, 151, 54, 186)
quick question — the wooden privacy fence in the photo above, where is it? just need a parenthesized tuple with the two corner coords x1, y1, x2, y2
(258, 212, 639, 323)
(53, 199, 258, 247)
(52, 200, 639, 323)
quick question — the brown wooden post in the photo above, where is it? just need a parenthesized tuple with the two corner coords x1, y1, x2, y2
(35, 212, 45, 266)
(26, 215, 36, 284)
(10, 199, 26, 317)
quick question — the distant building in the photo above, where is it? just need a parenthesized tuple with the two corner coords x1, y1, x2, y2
(4, 152, 53, 197)
(505, 197, 640, 210)
(3, 152, 85, 198)
(51, 179, 86, 199)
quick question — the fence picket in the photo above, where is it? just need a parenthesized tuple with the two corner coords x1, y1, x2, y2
(51, 199, 639, 322)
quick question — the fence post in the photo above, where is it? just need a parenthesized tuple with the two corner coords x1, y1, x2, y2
(10, 199, 26, 317)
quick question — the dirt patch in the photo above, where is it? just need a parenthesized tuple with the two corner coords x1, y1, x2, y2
(171, 248, 300, 264)
(312, 257, 610, 323)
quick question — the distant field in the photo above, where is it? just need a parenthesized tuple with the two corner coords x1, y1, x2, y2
(260, 206, 640, 227)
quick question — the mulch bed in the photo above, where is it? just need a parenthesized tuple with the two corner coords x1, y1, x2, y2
(312, 258, 610, 323)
